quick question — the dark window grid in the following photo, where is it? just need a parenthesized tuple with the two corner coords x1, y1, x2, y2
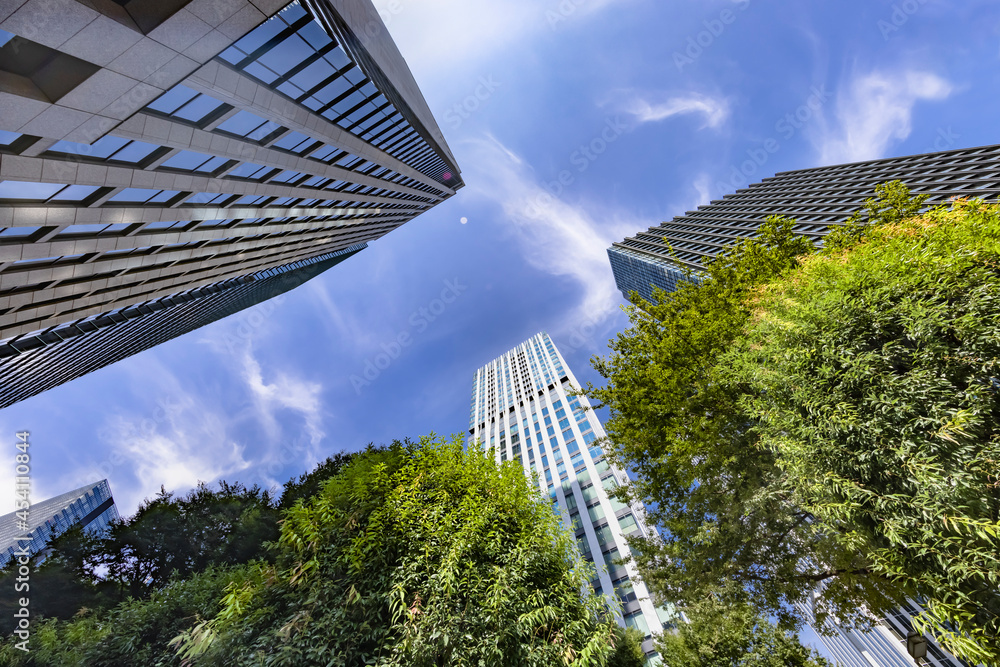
(228, 12, 316, 73)
(223, 23, 445, 181)
(146, 84, 232, 127)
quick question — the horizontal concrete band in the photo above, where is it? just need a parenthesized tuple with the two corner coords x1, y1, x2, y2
(0, 153, 431, 212)
(187, 60, 454, 197)
(0, 221, 393, 336)
(113, 111, 441, 202)
(0, 212, 412, 264)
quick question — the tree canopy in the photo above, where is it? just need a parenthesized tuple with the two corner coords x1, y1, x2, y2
(657, 595, 830, 667)
(2, 436, 643, 666)
(588, 183, 1000, 665)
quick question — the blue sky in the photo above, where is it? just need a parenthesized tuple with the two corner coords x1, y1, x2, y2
(2, 0, 1000, 651)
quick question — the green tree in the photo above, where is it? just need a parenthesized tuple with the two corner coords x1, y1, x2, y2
(586, 214, 900, 631)
(657, 596, 829, 667)
(0, 481, 279, 634)
(727, 196, 1000, 664)
(171, 435, 623, 666)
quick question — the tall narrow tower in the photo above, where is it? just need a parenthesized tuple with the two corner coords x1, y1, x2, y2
(0, 0, 461, 407)
(469, 333, 671, 661)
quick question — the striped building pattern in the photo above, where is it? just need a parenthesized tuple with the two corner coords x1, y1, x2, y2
(0, 0, 461, 407)
(469, 333, 672, 663)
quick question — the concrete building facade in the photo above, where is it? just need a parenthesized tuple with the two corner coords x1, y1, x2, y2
(0, 0, 461, 407)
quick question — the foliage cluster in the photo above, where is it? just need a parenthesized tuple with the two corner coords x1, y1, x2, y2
(589, 183, 1000, 664)
(1, 437, 643, 667)
(657, 592, 829, 667)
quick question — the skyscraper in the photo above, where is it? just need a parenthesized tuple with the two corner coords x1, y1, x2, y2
(798, 595, 970, 667)
(0, 478, 118, 567)
(608, 146, 992, 664)
(609, 143, 1000, 301)
(0, 0, 461, 407)
(469, 333, 671, 661)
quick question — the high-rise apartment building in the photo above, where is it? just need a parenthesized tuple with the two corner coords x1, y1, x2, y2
(0, 0, 461, 408)
(469, 333, 671, 661)
(609, 143, 1000, 301)
(0, 478, 118, 567)
(799, 595, 971, 667)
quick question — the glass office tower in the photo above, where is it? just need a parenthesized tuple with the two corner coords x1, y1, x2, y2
(0, 0, 462, 407)
(468, 332, 671, 662)
(609, 143, 1000, 300)
(0, 479, 118, 567)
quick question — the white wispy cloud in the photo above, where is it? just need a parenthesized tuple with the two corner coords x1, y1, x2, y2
(464, 134, 651, 327)
(623, 93, 730, 129)
(240, 345, 326, 457)
(810, 69, 953, 164)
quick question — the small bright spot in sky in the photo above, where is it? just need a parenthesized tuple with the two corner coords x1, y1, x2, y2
(460, 217, 468, 224)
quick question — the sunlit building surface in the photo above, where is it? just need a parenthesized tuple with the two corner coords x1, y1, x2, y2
(799, 594, 971, 667)
(0, 0, 461, 407)
(609, 143, 1000, 300)
(0, 479, 118, 567)
(468, 333, 672, 662)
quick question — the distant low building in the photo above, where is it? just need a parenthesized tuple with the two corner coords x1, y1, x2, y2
(0, 479, 119, 567)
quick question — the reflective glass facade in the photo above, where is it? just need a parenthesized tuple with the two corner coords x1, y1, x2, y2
(469, 333, 672, 662)
(0, 479, 118, 567)
(0, 0, 461, 407)
(609, 143, 1000, 300)
(797, 595, 971, 667)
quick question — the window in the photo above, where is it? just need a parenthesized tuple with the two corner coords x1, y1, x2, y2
(619, 514, 638, 534)
(47, 138, 161, 164)
(161, 151, 230, 173)
(216, 110, 282, 142)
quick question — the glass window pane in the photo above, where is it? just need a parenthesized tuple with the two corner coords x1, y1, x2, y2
(147, 85, 198, 115)
(110, 141, 160, 164)
(50, 185, 99, 201)
(162, 150, 212, 171)
(0, 181, 65, 200)
(173, 94, 226, 123)
(48, 135, 129, 159)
